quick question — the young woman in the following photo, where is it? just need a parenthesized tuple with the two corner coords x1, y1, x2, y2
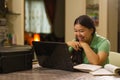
(66, 15, 110, 66)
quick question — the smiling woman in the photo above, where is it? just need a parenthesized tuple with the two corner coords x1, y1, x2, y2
(25, 0, 51, 34)
(66, 15, 110, 66)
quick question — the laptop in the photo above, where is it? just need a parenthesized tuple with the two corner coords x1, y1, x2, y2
(32, 41, 77, 71)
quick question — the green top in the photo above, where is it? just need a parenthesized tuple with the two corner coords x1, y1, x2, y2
(68, 33, 110, 66)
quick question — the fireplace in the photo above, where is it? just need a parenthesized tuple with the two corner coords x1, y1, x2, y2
(24, 32, 64, 45)
(24, 32, 40, 46)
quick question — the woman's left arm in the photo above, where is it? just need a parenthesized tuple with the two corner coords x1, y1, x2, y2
(80, 42, 108, 65)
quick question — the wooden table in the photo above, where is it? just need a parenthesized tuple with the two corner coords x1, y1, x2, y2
(0, 64, 120, 80)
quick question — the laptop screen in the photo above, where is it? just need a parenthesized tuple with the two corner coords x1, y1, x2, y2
(32, 41, 74, 71)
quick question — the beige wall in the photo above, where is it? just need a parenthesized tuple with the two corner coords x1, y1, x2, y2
(65, 0, 86, 42)
(107, 0, 118, 51)
(97, 0, 108, 37)
(7, 0, 24, 45)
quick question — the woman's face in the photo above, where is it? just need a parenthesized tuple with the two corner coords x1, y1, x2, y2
(74, 24, 93, 43)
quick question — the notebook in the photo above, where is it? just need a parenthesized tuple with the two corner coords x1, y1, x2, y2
(32, 41, 76, 71)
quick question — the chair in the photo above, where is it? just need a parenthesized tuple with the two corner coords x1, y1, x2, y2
(109, 51, 120, 67)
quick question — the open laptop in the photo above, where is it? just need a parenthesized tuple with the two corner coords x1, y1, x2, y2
(32, 41, 77, 71)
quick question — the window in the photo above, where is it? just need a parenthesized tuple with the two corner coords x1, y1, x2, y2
(25, 0, 51, 34)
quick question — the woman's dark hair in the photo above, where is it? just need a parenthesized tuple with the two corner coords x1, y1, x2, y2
(74, 15, 96, 35)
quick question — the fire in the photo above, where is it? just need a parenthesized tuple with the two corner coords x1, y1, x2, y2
(33, 33, 40, 41)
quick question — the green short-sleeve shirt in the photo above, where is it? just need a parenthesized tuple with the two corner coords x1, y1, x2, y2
(69, 33, 110, 65)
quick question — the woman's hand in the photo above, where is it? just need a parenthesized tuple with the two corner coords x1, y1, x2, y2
(66, 41, 81, 51)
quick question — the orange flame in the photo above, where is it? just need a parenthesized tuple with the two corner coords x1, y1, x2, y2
(33, 33, 40, 41)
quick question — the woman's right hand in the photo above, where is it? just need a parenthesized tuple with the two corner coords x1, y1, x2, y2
(66, 41, 80, 51)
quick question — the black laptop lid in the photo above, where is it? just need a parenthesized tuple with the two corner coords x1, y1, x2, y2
(32, 41, 74, 71)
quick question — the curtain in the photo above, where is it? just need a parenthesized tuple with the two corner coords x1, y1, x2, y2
(44, 0, 56, 26)
(25, 0, 51, 34)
